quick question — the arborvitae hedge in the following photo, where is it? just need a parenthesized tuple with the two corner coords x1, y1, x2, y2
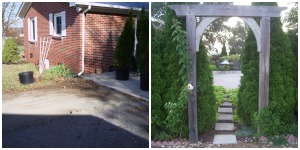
(136, 7, 149, 75)
(238, 2, 297, 136)
(197, 42, 217, 133)
(2, 38, 19, 64)
(114, 9, 135, 69)
(151, 25, 165, 137)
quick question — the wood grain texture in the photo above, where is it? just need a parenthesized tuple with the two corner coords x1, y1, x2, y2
(186, 15, 198, 144)
(169, 5, 286, 17)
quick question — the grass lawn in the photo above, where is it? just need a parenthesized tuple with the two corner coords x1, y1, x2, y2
(2, 63, 53, 93)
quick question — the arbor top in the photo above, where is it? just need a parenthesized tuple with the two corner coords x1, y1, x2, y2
(169, 5, 286, 17)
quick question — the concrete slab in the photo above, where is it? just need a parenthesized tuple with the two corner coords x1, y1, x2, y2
(218, 114, 233, 121)
(215, 123, 234, 130)
(83, 72, 149, 101)
(220, 102, 232, 107)
(213, 71, 242, 90)
(213, 134, 237, 144)
(218, 107, 233, 113)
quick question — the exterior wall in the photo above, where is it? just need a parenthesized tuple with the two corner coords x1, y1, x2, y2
(84, 12, 130, 73)
(24, 2, 82, 73)
(23, 2, 132, 74)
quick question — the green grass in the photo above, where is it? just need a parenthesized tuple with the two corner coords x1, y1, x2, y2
(2, 63, 73, 93)
(18, 46, 24, 51)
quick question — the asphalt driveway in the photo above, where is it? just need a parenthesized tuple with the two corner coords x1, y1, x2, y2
(2, 79, 149, 148)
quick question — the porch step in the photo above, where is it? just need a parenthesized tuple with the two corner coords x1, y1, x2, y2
(215, 123, 234, 131)
(213, 134, 237, 144)
(218, 107, 233, 113)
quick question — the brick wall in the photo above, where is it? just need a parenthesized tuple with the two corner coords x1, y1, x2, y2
(24, 2, 132, 75)
(24, 2, 82, 74)
(84, 12, 131, 74)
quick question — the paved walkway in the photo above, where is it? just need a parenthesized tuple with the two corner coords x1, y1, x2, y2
(213, 71, 242, 89)
(213, 100, 237, 145)
(82, 72, 149, 102)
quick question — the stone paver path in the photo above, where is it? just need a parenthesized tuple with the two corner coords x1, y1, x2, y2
(213, 101, 237, 144)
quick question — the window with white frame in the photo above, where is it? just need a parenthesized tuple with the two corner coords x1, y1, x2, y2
(49, 11, 66, 37)
(28, 17, 37, 42)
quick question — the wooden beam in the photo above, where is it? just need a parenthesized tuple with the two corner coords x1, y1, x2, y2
(240, 17, 261, 52)
(169, 5, 286, 17)
(186, 14, 198, 144)
(196, 17, 217, 52)
(258, 17, 270, 113)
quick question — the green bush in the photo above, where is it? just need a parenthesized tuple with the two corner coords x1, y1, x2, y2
(42, 64, 73, 80)
(136, 7, 149, 75)
(151, 25, 166, 137)
(209, 64, 217, 71)
(227, 88, 239, 107)
(238, 2, 297, 135)
(214, 86, 226, 107)
(114, 9, 135, 69)
(151, 7, 191, 139)
(2, 38, 20, 64)
(197, 42, 217, 133)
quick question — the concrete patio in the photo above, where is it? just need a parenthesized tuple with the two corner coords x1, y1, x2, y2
(82, 72, 149, 102)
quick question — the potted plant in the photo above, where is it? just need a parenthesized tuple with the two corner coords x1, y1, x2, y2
(136, 7, 149, 91)
(114, 9, 135, 80)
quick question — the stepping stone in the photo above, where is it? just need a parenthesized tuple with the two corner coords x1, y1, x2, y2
(215, 123, 234, 130)
(213, 134, 237, 144)
(220, 102, 232, 107)
(218, 114, 233, 121)
(218, 107, 232, 113)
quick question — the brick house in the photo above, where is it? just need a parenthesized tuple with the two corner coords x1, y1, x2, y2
(17, 2, 148, 75)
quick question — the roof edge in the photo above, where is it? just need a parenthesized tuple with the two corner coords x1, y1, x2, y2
(17, 2, 32, 19)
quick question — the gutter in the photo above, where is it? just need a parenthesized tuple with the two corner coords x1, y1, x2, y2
(78, 5, 91, 76)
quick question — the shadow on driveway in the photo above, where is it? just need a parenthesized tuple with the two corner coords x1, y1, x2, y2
(3, 114, 148, 148)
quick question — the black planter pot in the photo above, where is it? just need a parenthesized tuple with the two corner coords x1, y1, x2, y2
(140, 74, 149, 91)
(115, 68, 130, 80)
(18, 71, 34, 84)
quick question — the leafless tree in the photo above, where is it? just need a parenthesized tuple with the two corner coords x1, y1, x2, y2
(2, 2, 20, 46)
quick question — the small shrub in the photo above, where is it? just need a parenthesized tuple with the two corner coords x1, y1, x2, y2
(2, 38, 20, 64)
(256, 107, 282, 136)
(209, 64, 217, 71)
(214, 85, 226, 107)
(227, 88, 239, 106)
(42, 64, 73, 81)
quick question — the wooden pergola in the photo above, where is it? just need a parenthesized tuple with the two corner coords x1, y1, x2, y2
(169, 4, 286, 144)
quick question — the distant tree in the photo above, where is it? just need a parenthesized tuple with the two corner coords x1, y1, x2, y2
(229, 47, 237, 55)
(220, 44, 227, 57)
(228, 21, 247, 54)
(2, 38, 19, 64)
(2, 2, 20, 46)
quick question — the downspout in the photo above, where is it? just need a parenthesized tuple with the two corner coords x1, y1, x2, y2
(78, 5, 91, 76)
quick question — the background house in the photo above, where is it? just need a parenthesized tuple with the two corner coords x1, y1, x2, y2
(17, 2, 149, 74)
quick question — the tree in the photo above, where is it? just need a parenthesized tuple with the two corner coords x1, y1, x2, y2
(228, 21, 247, 54)
(284, 2, 298, 119)
(238, 2, 297, 136)
(151, 24, 165, 137)
(220, 43, 227, 57)
(2, 38, 19, 64)
(229, 47, 237, 55)
(197, 41, 217, 133)
(2, 2, 20, 47)
(136, 7, 149, 75)
(114, 9, 135, 69)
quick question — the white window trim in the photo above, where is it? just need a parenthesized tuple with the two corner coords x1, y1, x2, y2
(28, 17, 38, 42)
(51, 11, 66, 37)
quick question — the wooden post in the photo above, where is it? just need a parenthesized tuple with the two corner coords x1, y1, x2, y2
(258, 17, 270, 133)
(186, 14, 198, 144)
(259, 17, 270, 111)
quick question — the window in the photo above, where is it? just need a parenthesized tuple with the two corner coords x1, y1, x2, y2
(28, 17, 37, 42)
(49, 11, 66, 37)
